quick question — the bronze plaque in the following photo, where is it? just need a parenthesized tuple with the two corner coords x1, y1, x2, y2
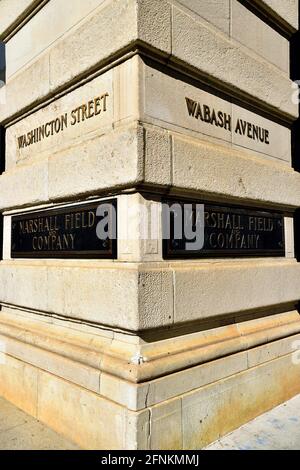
(11, 200, 117, 259)
(163, 200, 285, 259)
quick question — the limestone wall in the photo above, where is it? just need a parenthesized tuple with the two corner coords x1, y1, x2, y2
(0, 0, 299, 450)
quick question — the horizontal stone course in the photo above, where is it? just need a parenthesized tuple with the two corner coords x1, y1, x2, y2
(5, 0, 106, 79)
(0, 259, 299, 331)
(171, 133, 300, 208)
(231, 1, 289, 73)
(171, 6, 297, 120)
(1, 123, 300, 211)
(0, 0, 42, 39)
(142, 63, 291, 163)
(250, 0, 298, 31)
(175, 0, 230, 34)
(0, 0, 297, 125)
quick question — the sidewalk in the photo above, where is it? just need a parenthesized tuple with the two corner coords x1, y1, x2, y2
(206, 394, 300, 450)
(0, 397, 78, 450)
(1, 393, 300, 450)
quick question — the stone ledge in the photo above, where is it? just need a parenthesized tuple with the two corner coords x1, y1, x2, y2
(0, 306, 299, 411)
(0, 0, 47, 41)
(241, 0, 298, 35)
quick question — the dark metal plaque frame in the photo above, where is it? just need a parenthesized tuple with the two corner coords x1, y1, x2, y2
(11, 199, 117, 259)
(163, 199, 285, 259)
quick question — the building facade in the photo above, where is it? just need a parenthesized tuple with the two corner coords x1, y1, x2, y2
(0, 0, 299, 449)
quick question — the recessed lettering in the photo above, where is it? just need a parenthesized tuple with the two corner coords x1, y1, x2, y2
(11, 200, 117, 259)
(17, 92, 109, 149)
(163, 200, 285, 258)
(185, 96, 270, 145)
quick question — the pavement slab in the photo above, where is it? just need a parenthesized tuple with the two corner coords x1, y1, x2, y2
(206, 394, 300, 450)
(0, 397, 79, 450)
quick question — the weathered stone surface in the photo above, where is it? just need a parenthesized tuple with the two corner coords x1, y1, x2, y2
(0, 0, 40, 39)
(0, 124, 143, 210)
(181, 352, 300, 449)
(172, 133, 300, 208)
(0, 306, 298, 404)
(47, 124, 143, 200)
(2, 119, 299, 210)
(150, 400, 182, 450)
(175, 0, 230, 34)
(6, 0, 106, 79)
(252, 0, 298, 31)
(0, 0, 296, 125)
(144, 126, 172, 186)
(172, 6, 297, 119)
(0, 398, 78, 450)
(0, 0, 299, 452)
(6, 69, 114, 167)
(173, 260, 300, 324)
(38, 371, 128, 449)
(0, 259, 299, 330)
(0, 304, 300, 448)
(0, 355, 38, 417)
(231, 1, 289, 73)
(0, 260, 174, 330)
(143, 64, 291, 163)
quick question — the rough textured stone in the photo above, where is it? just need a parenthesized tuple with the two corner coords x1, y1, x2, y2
(6, 0, 106, 78)
(0, 355, 38, 417)
(175, 0, 230, 34)
(0, 0, 296, 125)
(252, 0, 298, 31)
(173, 259, 300, 324)
(172, 133, 300, 208)
(0, 124, 143, 210)
(6, 68, 114, 167)
(142, 63, 291, 163)
(137, 0, 172, 53)
(231, 1, 289, 73)
(172, 6, 297, 119)
(48, 124, 143, 200)
(0, 0, 40, 38)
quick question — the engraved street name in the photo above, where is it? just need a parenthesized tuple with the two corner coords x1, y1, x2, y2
(185, 97, 270, 144)
(17, 92, 109, 149)
(163, 200, 284, 258)
(11, 200, 117, 259)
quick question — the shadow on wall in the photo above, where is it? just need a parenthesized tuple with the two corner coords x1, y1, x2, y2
(290, 1, 300, 260)
(0, 41, 5, 87)
(296, 210, 300, 262)
(0, 42, 4, 175)
(0, 41, 4, 258)
(290, 0, 300, 173)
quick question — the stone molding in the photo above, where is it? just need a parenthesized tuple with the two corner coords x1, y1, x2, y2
(0, 306, 300, 411)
